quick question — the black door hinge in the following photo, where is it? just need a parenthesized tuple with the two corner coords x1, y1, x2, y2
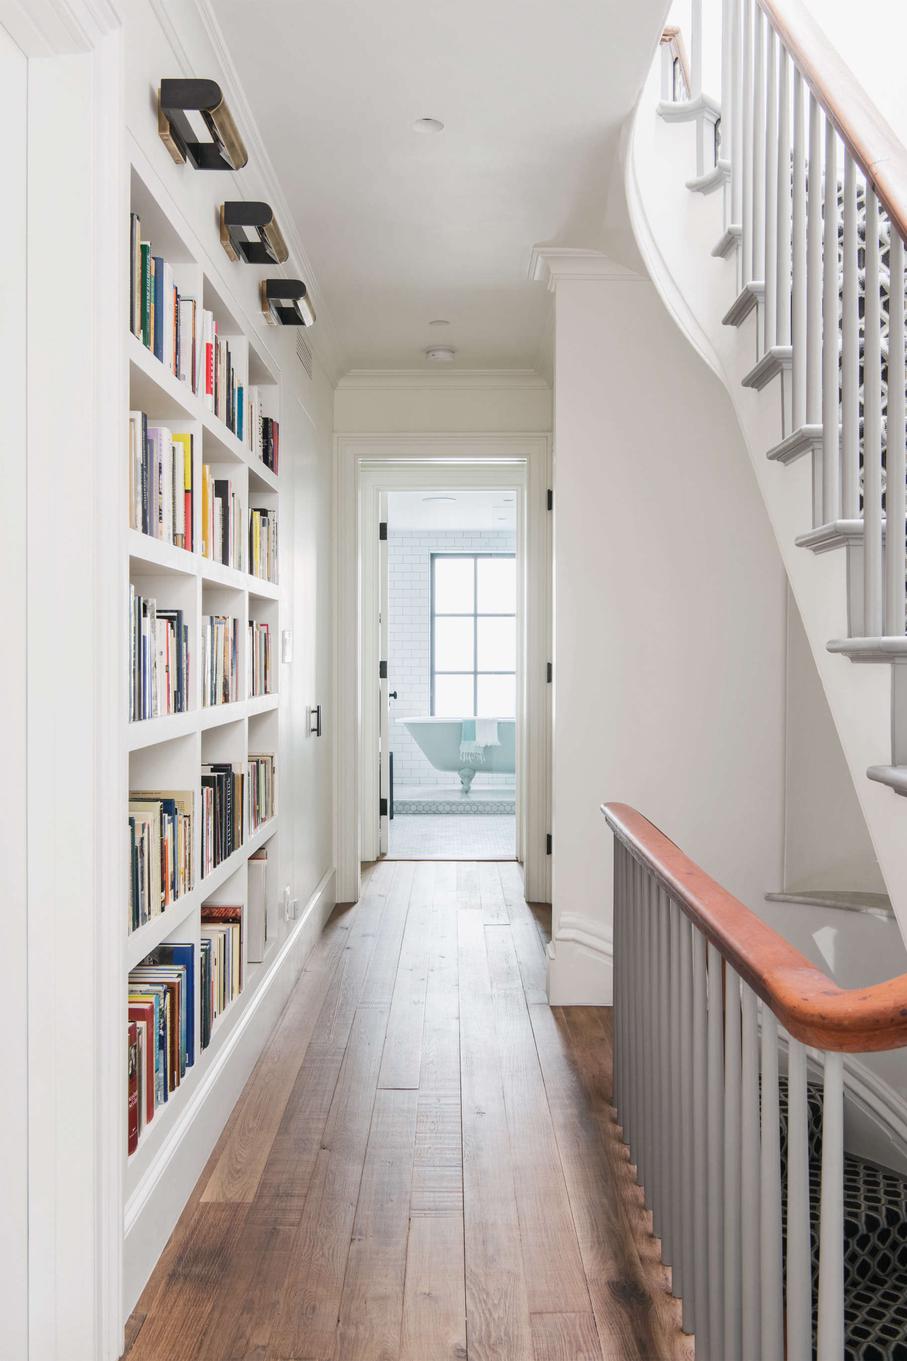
(379, 797, 388, 817)
(546, 661, 552, 683)
(547, 488, 553, 511)
(546, 833, 553, 855)
(379, 521, 388, 540)
(379, 660, 388, 679)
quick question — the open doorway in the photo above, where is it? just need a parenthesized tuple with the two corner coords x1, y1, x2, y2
(385, 490, 518, 859)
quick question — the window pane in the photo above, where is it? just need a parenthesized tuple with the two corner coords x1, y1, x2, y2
(434, 616, 474, 671)
(434, 557, 474, 613)
(477, 616, 515, 672)
(477, 673, 515, 718)
(434, 673, 475, 717)
(477, 556, 515, 614)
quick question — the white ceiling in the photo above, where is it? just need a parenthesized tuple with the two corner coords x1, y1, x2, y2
(209, 0, 667, 374)
(388, 490, 517, 532)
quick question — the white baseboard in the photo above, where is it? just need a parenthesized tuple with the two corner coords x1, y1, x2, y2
(546, 916, 613, 1004)
(123, 866, 336, 1314)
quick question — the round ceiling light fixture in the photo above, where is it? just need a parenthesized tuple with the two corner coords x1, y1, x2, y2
(422, 495, 456, 503)
(429, 318, 450, 326)
(425, 346, 456, 362)
(413, 117, 444, 134)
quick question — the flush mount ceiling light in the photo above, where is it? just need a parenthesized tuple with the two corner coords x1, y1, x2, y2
(429, 318, 450, 326)
(413, 117, 445, 134)
(425, 346, 456, 362)
(422, 495, 456, 502)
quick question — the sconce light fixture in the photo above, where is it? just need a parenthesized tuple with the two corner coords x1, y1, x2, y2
(219, 202, 289, 265)
(158, 78, 248, 171)
(260, 278, 316, 327)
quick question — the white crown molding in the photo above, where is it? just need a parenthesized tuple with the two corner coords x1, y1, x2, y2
(2, 0, 120, 50)
(162, 0, 346, 385)
(528, 245, 643, 292)
(336, 368, 551, 392)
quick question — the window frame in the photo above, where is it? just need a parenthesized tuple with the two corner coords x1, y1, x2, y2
(429, 551, 516, 717)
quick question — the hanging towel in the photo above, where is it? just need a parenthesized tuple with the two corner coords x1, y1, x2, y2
(475, 719, 500, 748)
(459, 719, 485, 765)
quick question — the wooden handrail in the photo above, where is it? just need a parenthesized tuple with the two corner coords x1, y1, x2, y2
(660, 26, 691, 100)
(603, 802, 907, 1053)
(757, 0, 907, 241)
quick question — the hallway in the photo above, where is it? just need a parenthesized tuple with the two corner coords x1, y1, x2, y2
(124, 861, 687, 1361)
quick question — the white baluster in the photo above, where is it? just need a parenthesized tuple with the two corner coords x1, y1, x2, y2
(691, 0, 703, 100)
(776, 47, 792, 347)
(640, 870, 652, 1207)
(692, 929, 710, 1354)
(865, 188, 884, 636)
(723, 965, 742, 1361)
(648, 877, 662, 1233)
(613, 842, 624, 1118)
(721, 0, 733, 175)
(842, 154, 860, 518)
(670, 900, 684, 1302)
(741, 0, 754, 284)
(658, 890, 673, 1269)
(886, 229, 906, 636)
(752, 7, 766, 295)
(763, 24, 778, 350)
(785, 1036, 812, 1361)
(806, 93, 822, 427)
(791, 69, 807, 429)
(822, 117, 841, 522)
(680, 913, 695, 1334)
(707, 944, 725, 1354)
(759, 1010, 783, 1360)
(731, 0, 743, 234)
(817, 1051, 845, 1361)
(741, 984, 761, 1360)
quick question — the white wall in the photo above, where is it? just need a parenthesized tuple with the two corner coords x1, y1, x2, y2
(333, 375, 552, 434)
(784, 589, 885, 894)
(388, 527, 516, 788)
(549, 274, 787, 1002)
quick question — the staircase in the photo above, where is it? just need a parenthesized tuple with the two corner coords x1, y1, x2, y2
(626, 0, 907, 937)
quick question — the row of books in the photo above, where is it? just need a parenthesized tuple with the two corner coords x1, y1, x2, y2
(248, 620, 272, 697)
(201, 905, 242, 1044)
(128, 413, 194, 549)
(248, 754, 278, 832)
(203, 614, 239, 707)
(128, 940, 195, 1153)
(201, 467, 244, 570)
(201, 763, 245, 876)
(128, 791, 193, 932)
(130, 589, 189, 722)
(246, 394, 279, 473)
(249, 507, 279, 583)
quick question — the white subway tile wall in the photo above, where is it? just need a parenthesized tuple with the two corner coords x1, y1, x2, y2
(389, 528, 517, 789)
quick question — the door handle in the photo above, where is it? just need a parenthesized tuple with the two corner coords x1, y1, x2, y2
(388, 690, 398, 700)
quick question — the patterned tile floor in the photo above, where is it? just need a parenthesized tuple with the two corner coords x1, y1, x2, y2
(388, 812, 516, 859)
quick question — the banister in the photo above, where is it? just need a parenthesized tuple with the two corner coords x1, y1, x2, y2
(661, 26, 692, 99)
(602, 802, 907, 1052)
(755, 0, 907, 241)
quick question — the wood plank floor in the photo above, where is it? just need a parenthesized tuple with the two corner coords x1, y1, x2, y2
(125, 860, 690, 1361)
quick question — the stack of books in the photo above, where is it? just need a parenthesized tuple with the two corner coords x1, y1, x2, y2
(200, 763, 244, 875)
(129, 589, 189, 721)
(131, 214, 198, 388)
(128, 413, 194, 548)
(203, 614, 238, 707)
(201, 467, 243, 569)
(128, 790, 193, 931)
(128, 941, 195, 1153)
(249, 507, 278, 582)
(200, 905, 242, 1044)
(248, 620, 272, 697)
(209, 334, 245, 438)
(247, 753, 277, 831)
(244, 391, 279, 473)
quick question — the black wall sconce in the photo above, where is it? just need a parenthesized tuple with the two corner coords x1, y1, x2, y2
(158, 78, 248, 171)
(220, 202, 288, 265)
(260, 279, 316, 328)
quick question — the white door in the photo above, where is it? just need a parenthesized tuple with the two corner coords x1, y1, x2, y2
(0, 20, 29, 1360)
(378, 492, 390, 854)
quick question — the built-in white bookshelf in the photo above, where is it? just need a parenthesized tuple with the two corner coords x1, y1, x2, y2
(124, 155, 284, 1197)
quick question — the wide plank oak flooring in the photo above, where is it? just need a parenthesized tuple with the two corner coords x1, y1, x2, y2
(125, 860, 688, 1361)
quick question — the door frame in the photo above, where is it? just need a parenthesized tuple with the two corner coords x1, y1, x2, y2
(334, 433, 552, 905)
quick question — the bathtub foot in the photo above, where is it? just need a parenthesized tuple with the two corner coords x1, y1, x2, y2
(458, 766, 476, 794)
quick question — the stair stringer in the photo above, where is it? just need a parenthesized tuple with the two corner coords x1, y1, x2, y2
(623, 61, 907, 944)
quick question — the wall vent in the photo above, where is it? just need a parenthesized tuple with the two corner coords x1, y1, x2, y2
(295, 331, 313, 378)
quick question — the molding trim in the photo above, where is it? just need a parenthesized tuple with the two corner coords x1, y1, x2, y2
(546, 926, 613, 1005)
(336, 368, 550, 392)
(528, 245, 643, 292)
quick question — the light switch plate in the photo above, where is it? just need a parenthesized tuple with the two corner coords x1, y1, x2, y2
(281, 629, 293, 663)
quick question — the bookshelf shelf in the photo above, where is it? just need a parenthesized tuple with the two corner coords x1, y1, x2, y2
(128, 710, 198, 752)
(127, 528, 196, 577)
(126, 890, 198, 972)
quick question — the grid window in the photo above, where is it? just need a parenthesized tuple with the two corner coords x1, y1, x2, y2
(431, 553, 516, 717)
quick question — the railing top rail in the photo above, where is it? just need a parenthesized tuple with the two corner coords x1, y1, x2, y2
(603, 802, 907, 1053)
(660, 25, 692, 97)
(756, 0, 907, 239)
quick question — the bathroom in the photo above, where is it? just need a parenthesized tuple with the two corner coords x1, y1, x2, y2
(386, 488, 518, 858)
